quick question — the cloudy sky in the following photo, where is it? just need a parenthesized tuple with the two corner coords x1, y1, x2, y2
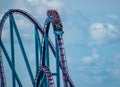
(0, 0, 120, 87)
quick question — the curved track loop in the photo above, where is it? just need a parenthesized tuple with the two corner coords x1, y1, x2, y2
(35, 66, 55, 87)
(0, 9, 74, 87)
(0, 9, 56, 56)
(0, 9, 43, 35)
(47, 10, 74, 87)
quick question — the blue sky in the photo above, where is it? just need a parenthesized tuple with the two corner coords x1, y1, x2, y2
(0, 0, 120, 87)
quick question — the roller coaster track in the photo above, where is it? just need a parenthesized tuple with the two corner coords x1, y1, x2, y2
(0, 48, 6, 87)
(0, 9, 74, 87)
(35, 66, 55, 87)
(46, 10, 74, 87)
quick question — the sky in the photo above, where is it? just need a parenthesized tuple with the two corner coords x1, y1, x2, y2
(0, 0, 120, 87)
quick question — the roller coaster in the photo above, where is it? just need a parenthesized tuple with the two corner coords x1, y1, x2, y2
(0, 9, 74, 87)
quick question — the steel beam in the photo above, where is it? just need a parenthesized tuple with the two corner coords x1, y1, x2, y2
(0, 40, 22, 87)
(10, 14, 34, 86)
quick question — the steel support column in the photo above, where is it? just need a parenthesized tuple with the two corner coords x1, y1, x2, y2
(0, 40, 22, 87)
(35, 26, 39, 74)
(10, 14, 34, 87)
(9, 14, 16, 87)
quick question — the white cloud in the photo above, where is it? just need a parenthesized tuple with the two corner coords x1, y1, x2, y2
(113, 69, 120, 76)
(26, 0, 63, 8)
(90, 22, 120, 45)
(2, 29, 9, 40)
(22, 33, 33, 41)
(1, 26, 11, 43)
(12, 0, 64, 20)
(29, 53, 35, 61)
(81, 48, 99, 64)
(17, 19, 30, 28)
(81, 56, 93, 64)
(108, 14, 119, 19)
(12, 0, 29, 11)
(107, 68, 120, 77)
(41, 0, 63, 9)
(64, 28, 83, 45)
(114, 53, 120, 60)
(26, 0, 38, 4)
